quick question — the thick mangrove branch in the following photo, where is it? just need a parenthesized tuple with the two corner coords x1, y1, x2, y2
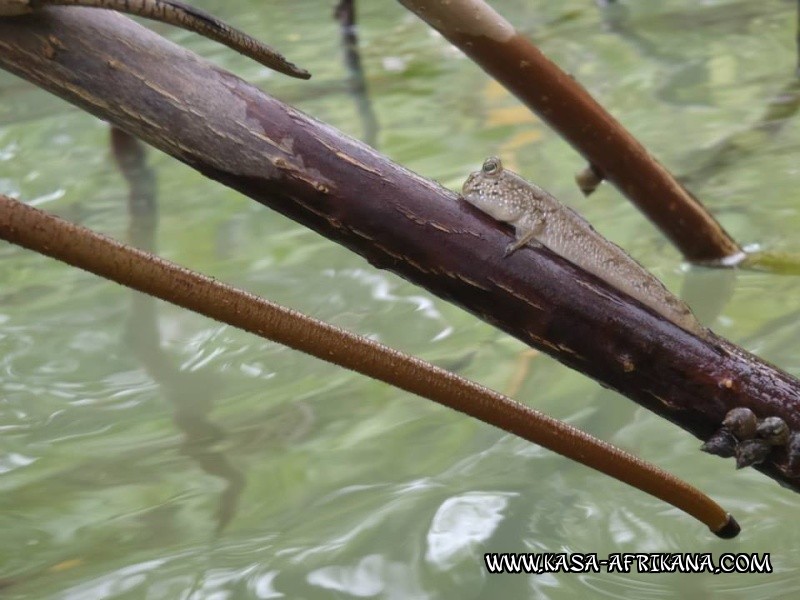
(397, 0, 742, 263)
(1, 9, 799, 492)
(0, 194, 739, 537)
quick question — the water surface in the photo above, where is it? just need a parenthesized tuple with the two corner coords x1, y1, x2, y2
(2, 1, 800, 598)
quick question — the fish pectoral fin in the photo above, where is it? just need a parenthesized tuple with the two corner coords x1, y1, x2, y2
(503, 227, 540, 257)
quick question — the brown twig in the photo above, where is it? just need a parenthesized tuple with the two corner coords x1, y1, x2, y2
(396, 0, 742, 263)
(0, 194, 738, 537)
(3, 0, 310, 78)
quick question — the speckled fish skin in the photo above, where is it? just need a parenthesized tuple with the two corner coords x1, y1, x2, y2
(462, 157, 705, 337)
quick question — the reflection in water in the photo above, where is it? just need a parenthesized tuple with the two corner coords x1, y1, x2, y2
(678, 75, 800, 275)
(797, 0, 800, 73)
(596, 0, 713, 107)
(595, 2, 800, 316)
(681, 78, 800, 188)
(335, 0, 380, 147)
(110, 128, 245, 537)
(680, 265, 737, 329)
(6, 2, 800, 597)
(598, 1, 668, 63)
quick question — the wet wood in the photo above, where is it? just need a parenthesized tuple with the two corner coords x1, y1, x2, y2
(1, 8, 799, 491)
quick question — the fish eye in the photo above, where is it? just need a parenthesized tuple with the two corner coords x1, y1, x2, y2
(482, 157, 502, 175)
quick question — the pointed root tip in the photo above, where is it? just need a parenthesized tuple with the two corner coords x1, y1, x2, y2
(262, 56, 311, 79)
(712, 514, 740, 539)
(289, 66, 312, 80)
(276, 62, 311, 79)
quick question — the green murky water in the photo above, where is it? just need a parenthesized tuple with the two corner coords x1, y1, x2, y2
(2, 1, 800, 597)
